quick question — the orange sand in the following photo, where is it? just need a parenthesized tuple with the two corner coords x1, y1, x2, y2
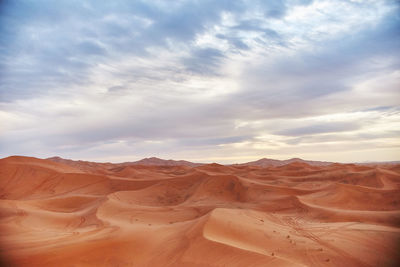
(1, 156, 399, 266)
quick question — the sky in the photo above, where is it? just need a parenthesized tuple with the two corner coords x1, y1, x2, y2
(0, 0, 399, 164)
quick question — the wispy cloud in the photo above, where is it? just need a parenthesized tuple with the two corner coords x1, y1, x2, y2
(0, 0, 399, 163)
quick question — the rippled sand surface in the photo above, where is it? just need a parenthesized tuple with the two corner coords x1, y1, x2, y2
(1, 156, 399, 266)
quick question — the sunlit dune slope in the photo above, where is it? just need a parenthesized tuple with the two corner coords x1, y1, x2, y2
(1, 156, 399, 267)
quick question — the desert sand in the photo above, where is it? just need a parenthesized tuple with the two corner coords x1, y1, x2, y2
(0, 156, 399, 266)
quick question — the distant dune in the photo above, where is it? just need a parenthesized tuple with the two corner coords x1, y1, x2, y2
(235, 157, 334, 167)
(47, 156, 203, 168)
(1, 156, 400, 266)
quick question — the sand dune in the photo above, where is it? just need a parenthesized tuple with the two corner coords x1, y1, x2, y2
(1, 156, 399, 266)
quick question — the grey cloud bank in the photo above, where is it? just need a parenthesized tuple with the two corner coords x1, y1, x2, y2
(0, 0, 399, 163)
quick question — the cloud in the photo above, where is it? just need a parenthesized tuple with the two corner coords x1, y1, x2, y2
(182, 48, 225, 75)
(0, 0, 399, 163)
(275, 122, 361, 136)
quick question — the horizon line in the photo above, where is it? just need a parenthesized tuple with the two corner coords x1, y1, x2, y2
(2, 155, 399, 165)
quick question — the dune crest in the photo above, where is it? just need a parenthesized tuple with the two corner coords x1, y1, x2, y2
(1, 156, 399, 266)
